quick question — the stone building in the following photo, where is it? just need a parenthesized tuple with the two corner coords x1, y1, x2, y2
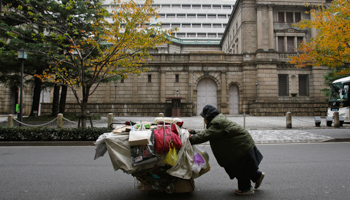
(1, 0, 331, 117)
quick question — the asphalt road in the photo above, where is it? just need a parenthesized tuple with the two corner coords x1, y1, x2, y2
(1, 143, 350, 200)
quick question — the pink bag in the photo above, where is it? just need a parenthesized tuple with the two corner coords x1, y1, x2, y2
(154, 125, 182, 154)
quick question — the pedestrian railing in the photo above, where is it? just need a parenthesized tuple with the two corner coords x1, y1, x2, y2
(6, 114, 79, 128)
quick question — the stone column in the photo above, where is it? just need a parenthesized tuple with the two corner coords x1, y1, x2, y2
(284, 36, 288, 52)
(188, 72, 194, 103)
(268, 5, 274, 50)
(257, 5, 263, 50)
(221, 71, 228, 114)
(132, 74, 138, 103)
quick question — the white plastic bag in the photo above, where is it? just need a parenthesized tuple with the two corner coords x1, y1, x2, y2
(128, 124, 152, 146)
(192, 145, 210, 178)
(94, 132, 111, 160)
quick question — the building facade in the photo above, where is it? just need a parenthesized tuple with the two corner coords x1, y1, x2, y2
(102, 0, 235, 43)
(1, 0, 331, 117)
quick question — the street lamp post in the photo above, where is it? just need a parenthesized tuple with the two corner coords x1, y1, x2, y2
(17, 48, 27, 125)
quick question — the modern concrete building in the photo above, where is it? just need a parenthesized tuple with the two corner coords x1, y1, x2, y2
(103, 0, 235, 44)
(0, 0, 332, 117)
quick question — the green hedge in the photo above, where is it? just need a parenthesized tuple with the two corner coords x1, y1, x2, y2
(0, 127, 111, 141)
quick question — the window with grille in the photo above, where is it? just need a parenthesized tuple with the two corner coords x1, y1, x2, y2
(162, 24, 170, 28)
(193, 5, 201, 9)
(162, 5, 170, 9)
(172, 24, 180, 28)
(198, 14, 206, 18)
(286, 12, 293, 23)
(177, 14, 186, 18)
(159, 14, 165, 18)
(182, 5, 191, 9)
(182, 24, 191, 28)
(297, 37, 303, 48)
(208, 33, 216, 38)
(193, 24, 201, 28)
(279, 74, 289, 96)
(203, 24, 211, 28)
(203, 5, 211, 9)
(295, 12, 301, 22)
(188, 14, 196, 18)
(208, 14, 216, 19)
(148, 75, 152, 83)
(198, 33, 206, 38)
(173, 5, 180, 8)
(175, 74, 179, 83)
(278, 12, 302, 23)
(213, 5, 221, 9)
(299, 74, 309, 96)
(187, 33, 196, 37)
(213, 24, 221, 28)
(287, 37, 294, 52)
(278, 37, 284, 52)
(223, 5, 231, 9)
(278, 12, 284, 22)
(167, 14, 175, 18)
(177, 33, 185, 37)
(218, 14, 226, 19)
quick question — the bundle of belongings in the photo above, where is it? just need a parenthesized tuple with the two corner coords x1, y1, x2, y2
(94, 117, 210, 194)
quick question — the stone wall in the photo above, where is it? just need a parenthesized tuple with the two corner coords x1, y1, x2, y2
(249, 101, 328, 116)
(40, 103, 194, 117)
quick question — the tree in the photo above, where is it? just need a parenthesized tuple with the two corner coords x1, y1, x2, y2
(289, 0, 350, 76)
(3, 0, 175, 127)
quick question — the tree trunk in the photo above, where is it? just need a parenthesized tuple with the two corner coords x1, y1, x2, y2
(51, 84, 60, 117)
(79, 86, 90, 128)
(30, 69, 43, 117)
(59, 85, 67, 114)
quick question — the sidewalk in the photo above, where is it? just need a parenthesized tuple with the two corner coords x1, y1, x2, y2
(1, 115, 349, 145)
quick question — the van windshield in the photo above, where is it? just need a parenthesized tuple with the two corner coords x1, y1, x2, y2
(329, 83, 349, 101)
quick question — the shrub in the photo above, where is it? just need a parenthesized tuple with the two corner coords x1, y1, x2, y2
(0, 127, 111, 141)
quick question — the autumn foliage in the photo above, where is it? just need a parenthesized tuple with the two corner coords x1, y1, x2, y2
(289, 0, 350, 76)
(2, 0, 176, 127)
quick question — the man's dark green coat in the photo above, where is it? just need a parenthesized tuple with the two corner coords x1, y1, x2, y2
(189, 113, 255, 167)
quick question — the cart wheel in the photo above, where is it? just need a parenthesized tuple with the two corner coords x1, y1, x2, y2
(165, 183, 175, 194)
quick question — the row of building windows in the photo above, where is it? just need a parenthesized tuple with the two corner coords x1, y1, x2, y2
(162, 23, 227, 29)
(278, 12, 302, 23)
(277, 36, 303, 52)
(124, 74, 309, 97)
(279, 74, 309, 96)
(145, 75, 180, 83)
(152, 4, 233, 9)
(175, 32, 223, 38)
(106, 4, 233, 10)
(158, 13, 230, 19)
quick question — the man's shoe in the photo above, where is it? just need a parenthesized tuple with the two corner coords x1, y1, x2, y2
(254, 172, 265, 189)
(234, 187, 254, 195)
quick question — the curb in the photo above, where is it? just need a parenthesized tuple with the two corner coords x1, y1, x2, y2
(323, 138, 350, 143)
(0, 141, 95, 146)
